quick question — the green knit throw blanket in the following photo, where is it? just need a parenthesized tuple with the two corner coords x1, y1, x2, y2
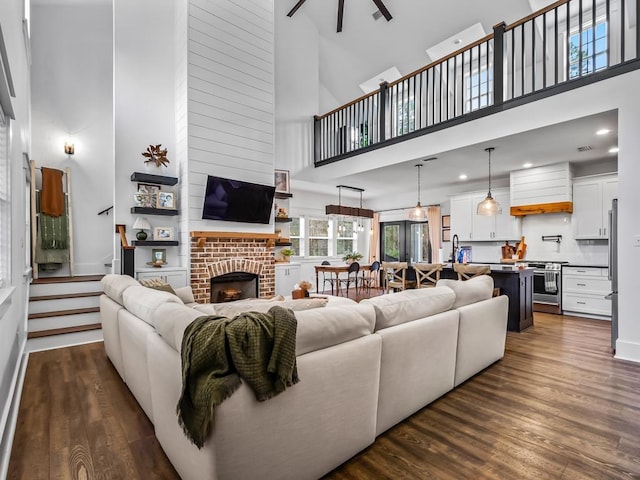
(177, 306, 300, 448)
(39, 197, 68, 250)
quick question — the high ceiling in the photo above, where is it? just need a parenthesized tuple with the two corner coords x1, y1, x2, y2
(290, 0, 543, 106)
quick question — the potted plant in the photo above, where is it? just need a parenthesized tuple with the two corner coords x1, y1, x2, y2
(279, 248, 294, 263)
(342, 251, 363, 264)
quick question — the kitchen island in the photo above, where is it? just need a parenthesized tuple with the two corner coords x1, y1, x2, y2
(441, 264, 534, 332)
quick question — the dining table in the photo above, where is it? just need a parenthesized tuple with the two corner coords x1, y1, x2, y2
(314, 263, 370, 296)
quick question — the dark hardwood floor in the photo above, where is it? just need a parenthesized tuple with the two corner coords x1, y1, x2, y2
(8, 313, 640, 479)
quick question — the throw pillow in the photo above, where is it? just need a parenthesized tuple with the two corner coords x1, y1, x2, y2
(139, 277, 177, 296)
(194, 297, 329, 318)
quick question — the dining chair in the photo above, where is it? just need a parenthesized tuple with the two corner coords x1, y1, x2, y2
(453, 264, 490, 280)
(360, 260, 381, 294)
(320, 260, 338, 295)
(339, 261, 360, 297)
(413, 263, 443, 288)
(381, 261, 413, 293)
(453, 264, 500, 296)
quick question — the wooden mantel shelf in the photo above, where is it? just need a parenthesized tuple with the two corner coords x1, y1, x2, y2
(510, 201, 573, 217)
(190, 231, 279, 248)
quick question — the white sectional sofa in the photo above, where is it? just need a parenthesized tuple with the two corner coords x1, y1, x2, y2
(100, 274, 508, 480)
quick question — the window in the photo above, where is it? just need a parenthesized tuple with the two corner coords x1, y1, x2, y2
(397, 96, 415, 135)
(336, 219, 356, 257)
(289, 217, 302, 256)
(0, 112, 9, 287)
(307, 218, 330, 257)
(465, 68, 492, 112)
(569, 21, 607, 79)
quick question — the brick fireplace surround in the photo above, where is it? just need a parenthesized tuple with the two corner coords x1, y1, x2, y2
(189, 232, 276, 304)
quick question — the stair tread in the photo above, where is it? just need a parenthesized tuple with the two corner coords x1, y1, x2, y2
(28, 324, 102, 339)
(32, 275, 104, 284)
(28, 307, 100, 319)
(30, 291, 103, 302)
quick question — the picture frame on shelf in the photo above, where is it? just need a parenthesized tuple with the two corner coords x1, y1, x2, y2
(138, 183, 160, 206)
(151, 248, 166, 264)
(153, 227, 174, 240)
(157, 191, 175, 209)
(133, 192, 154, 208)
(274, 169, 290, 194)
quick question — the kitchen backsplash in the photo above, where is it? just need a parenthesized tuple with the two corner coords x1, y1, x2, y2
(444, 212, 609, 265)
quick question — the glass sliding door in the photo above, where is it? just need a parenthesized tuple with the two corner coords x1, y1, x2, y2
(410, 222, 430, 263)
(381, 221, 430, 263)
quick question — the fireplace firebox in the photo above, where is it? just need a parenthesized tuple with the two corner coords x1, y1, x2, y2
(210, 272, 259, 303)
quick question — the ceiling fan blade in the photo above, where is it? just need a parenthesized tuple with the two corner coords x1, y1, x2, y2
(371, 0, 392, 21)
(337, 0, 344, 32)
(287, 0, 308, 17)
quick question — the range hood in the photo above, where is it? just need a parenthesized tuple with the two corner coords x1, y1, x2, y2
(510, 162, 573, 216)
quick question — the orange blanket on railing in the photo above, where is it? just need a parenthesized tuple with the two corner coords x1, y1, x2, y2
(40, 167, 65, 217)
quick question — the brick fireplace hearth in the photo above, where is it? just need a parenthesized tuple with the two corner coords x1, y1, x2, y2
(189, 232, 276, 303)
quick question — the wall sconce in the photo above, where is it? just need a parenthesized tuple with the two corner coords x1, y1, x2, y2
(64, 142, 75, 155)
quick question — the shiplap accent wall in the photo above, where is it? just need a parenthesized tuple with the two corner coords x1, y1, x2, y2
(176, 0, 190, 265)
(510, 162, 573, 206)
(186, 0, 275, 233)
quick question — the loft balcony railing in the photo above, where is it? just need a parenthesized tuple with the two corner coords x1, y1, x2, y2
(314, 0, 640, 166)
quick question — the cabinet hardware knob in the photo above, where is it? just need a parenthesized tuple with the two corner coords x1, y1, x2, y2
(577, 283, 586, 286)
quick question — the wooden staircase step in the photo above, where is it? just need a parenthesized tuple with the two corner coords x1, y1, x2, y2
(27, 323, 102, 339)
(28, 307, 100, 320)
(32, 274, 104, 284)
(30, 291, 103, 302)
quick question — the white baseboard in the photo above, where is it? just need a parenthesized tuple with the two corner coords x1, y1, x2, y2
(615, 339, 640, 363)
(0, 351, 28, 480)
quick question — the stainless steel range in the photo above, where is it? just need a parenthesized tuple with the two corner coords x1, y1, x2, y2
(527, 261, 568, 313)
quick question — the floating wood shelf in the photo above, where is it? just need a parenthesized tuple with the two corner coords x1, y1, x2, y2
(132, 240, 179, 246)
(190, 231, 279, 248)
(275, 192, 293, 199)
(130, 172, 178, 186)
(130, 207, 179, 216)
(275, 217, 293, 223)
(510, 202, 573, 216)
(275, 241, 292, 247)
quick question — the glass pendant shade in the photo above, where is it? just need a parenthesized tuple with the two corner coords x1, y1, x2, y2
(476, 193, 502, 215)
(407, 164, 427, 221)
(476, 147, 502, 216)
(408, 202, 426, 221)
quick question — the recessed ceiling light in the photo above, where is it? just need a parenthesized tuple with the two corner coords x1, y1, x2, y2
(459, 174, 467, 180)
(596, 128, 610, 135)
(523, 162, 533, 168)
(609, 146, 619, 153)
(453, 38, 462, 45)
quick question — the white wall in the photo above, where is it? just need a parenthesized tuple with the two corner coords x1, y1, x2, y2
(0, 0, 31, 472)
(274, 1, 318, 174)
(31, 3, 113, 275)
(186, 0, 275, 234)
(113, 0, 177, 271)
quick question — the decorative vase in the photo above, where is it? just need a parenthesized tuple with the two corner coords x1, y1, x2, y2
(136, 230, 148, 240)
(292, 289, 305, 299)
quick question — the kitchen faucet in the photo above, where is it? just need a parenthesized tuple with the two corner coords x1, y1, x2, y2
(452, 234, 459, 263)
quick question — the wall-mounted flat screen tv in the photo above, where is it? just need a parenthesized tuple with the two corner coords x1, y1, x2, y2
(202, 175, 275, 224)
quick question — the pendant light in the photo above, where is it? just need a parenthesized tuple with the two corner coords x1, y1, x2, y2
(476, 147, 502, 216)
(408, 164, 427, 221)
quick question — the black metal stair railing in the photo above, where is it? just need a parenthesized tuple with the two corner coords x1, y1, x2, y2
(314, 0, 640, 166)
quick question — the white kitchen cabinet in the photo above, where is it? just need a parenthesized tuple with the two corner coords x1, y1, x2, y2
(452, 188, 521, 241)
(572, 174, 618, 239)
(562, 266, 611, 318)
(275, 263, 301, 296)
(136, 266, 188, 288)
(450, 195, 473, 241)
